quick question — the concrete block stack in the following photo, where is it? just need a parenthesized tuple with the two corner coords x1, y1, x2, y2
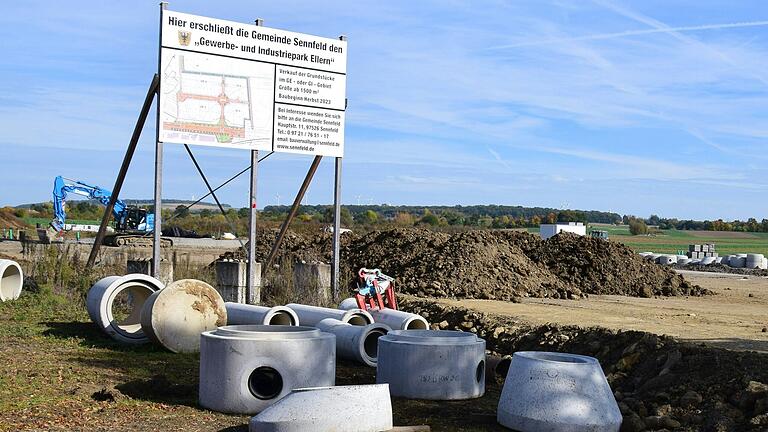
(687, 244, 718, 260)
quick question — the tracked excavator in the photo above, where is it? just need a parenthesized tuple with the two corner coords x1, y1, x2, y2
(48, 176, 172, 247)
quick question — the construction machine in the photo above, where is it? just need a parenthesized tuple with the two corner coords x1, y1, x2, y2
(48, 176, 171, 247)
(353, 268, 398, 311)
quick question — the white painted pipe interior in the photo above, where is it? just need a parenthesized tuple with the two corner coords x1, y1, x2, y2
(0, 259, 23, 302)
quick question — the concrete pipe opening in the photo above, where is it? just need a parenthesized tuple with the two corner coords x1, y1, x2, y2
(267, 312, 295, 326)
(0, 259, 23, 302)
(404, 317, 429, 330)
(87, 274, 164, 344)
(347, 314, 369, 326)
(248, 366, 284, 400)
(364, 328, 387, 360)
(476, 360, 485, 383)
(109, 282, 154, 337)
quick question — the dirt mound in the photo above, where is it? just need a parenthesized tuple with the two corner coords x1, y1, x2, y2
(345, 229, 567, 300)
(0, 208, 29, 230)
(345, 228, 708, 300)
(531, 232, 703, 297)
(217, 227, 707, 300)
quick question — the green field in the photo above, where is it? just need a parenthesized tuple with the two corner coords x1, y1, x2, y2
(591, 224, 768, 256)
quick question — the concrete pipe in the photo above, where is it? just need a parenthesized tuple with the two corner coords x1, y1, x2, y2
(485, 354, 512, 382)
(140, 279, 226, 353)
(339, 298, 429, 330)
(746, 254, 764, 269)
(226, 303, 299, 326)
(497, 351, 622, 432)
(655, 255, 676, 265)
(285, 303, 373, 327)
(715, 257, 724, 264)
(676, 254, 688, 261)
(646, 254, 661, 262)
(316, 318, 390, 367)
(677, 258, 691, 265)
(249, 384, 393, 432)
(199, 325, 335, 414)
(700, 257, 716, 265)
(762, 257, 768, 270)
(0, 259, 23, 302)
(377, 330, 486, 400)
(730, 257, 746, 268)
(86, 274, 164, 344)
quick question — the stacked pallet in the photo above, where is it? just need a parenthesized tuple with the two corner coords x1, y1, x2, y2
(687, 244, 718, 259)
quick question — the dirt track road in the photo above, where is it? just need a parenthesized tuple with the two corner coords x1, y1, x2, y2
(439, 270, 768, 353)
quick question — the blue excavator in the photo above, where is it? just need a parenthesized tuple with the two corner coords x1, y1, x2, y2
(49, 176, 171, 246)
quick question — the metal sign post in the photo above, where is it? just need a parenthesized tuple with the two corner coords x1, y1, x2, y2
(152, 2, 168, 278)
(246, 16, 265, 304)
(331, 34, 348, 300)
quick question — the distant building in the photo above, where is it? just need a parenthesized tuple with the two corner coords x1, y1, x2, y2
(540, 222, 586, 240)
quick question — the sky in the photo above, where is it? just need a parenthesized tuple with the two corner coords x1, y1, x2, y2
(1, 0, 767, 220)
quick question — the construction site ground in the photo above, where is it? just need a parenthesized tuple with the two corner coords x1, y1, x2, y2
(438, 270, 768, 353)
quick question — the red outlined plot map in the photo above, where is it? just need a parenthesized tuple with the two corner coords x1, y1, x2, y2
(159, 49, 274, 150)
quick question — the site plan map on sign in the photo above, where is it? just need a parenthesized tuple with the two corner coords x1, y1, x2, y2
(159, 49, 274, 149)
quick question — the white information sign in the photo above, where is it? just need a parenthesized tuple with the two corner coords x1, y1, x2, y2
(159, 10, 346, 156)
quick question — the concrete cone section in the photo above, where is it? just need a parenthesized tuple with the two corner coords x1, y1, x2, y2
(0, 259, 23, 302)
(140, 279, 226, 353)
(249, 384, 393, 432)
(226, 303, 300, 326)
(199, 325, 335, 414)
(316, 318, 391, 367)
(497, 351, 622, 432)
(86, 274, 164, 344)
(339, 298, 429, 330)
(377, 330, 486, 400)
(285, 303, 373, 327)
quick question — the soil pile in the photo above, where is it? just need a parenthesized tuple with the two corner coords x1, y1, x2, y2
(345, 228, 706, 300)
(217, 227, 707, 300)
(530, 233, 702, 297)
(345, 229, 567, 300)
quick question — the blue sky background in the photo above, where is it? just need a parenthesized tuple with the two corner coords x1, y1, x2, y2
(1, 1, 767, 220)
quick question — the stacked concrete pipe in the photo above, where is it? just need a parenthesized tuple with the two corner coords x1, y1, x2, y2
(747, 254, 765, 269)
(285, 303, 373, 327)
(86, 274, 164, 344)
(316, 318, 390, 367)
(249, 384, 393, 432)
(497, 351, 622, 432)
(226, 303, 300, 326)
(0, 259, 23, 302)
(199, 325, 335, 414)
(338, 298, 429, 330)
(377, 330, 486, 400)
(141, 279, 226, 353)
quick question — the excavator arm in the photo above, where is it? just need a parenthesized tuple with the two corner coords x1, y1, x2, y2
(50, 176, 127, 232)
